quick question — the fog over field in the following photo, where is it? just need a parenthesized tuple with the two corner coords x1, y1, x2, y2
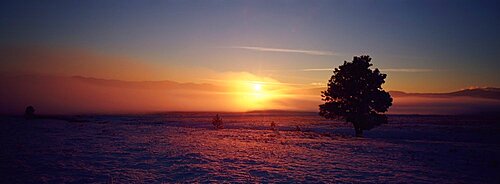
(1, 75, 499, 115)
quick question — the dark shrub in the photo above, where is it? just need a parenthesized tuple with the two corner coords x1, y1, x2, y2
(212, 114, 223, 129)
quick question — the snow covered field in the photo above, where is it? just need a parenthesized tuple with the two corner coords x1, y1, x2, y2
(0, 112, 499, 183)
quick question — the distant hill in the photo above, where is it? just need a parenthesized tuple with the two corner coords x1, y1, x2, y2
(0, 75, 225, 115)
(72, 76, 217, 91)
(389, 87, 500, 100)
(245, 109, 315, 114)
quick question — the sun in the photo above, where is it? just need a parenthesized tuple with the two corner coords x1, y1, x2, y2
(251, 82, 265, 99)
(227, 77, 284, 110)
(233, 81, 273, 109)
(253, 83, 262, 91)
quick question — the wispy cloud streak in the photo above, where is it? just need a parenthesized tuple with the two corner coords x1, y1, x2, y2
(228, 46, 335, 56)
(380, 68, 437, 72)
(203, 78, 305, 86)
(301, 68, 334, 71)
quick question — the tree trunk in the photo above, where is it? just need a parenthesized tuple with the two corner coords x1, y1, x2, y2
(355, 128, 363, 137)
(353, 122, 363, 137)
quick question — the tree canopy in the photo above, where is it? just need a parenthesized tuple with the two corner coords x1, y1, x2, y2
(319, 55, 392, 136)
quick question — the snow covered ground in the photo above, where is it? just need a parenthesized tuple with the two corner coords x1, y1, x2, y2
(0, 112, 499, 183)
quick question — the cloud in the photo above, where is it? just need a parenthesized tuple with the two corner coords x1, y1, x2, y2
(203, 78, 305, 86)
(301, 68, 334, 71)
(309, 82, 325, 86)
(227, 46, 335, 56)
(0, 46, 162, 81)
(380, 68, 437, 72)
(0, 46, 227, 82)
(301, 68, 437, 72)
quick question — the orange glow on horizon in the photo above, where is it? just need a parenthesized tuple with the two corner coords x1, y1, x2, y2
(233, 80, 277, 110)
(211, 72, 289, 110)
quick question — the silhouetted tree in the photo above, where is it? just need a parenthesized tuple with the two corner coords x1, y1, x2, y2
(212, 114, 223, 129)
(24, 106, 35, 119)
(319, 56, 392, 137)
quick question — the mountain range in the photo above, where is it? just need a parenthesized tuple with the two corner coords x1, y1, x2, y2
(388, 87, 500, 100)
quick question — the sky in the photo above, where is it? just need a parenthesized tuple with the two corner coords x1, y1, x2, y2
(1, 0, 499, 114)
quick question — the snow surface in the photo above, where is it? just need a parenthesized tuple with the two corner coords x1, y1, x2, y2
(0, 112, 499, 183)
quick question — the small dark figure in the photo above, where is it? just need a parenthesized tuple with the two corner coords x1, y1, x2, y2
(270, 121, 277, 131)
(295, 125, 302, 132)
(24, 106, 36, 119)
(212, 114, 223, 129)
(270, 121, 280, 136)
(319, 55, 392, 137)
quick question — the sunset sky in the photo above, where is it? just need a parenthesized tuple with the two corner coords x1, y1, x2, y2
(1, 0, 499, 114)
